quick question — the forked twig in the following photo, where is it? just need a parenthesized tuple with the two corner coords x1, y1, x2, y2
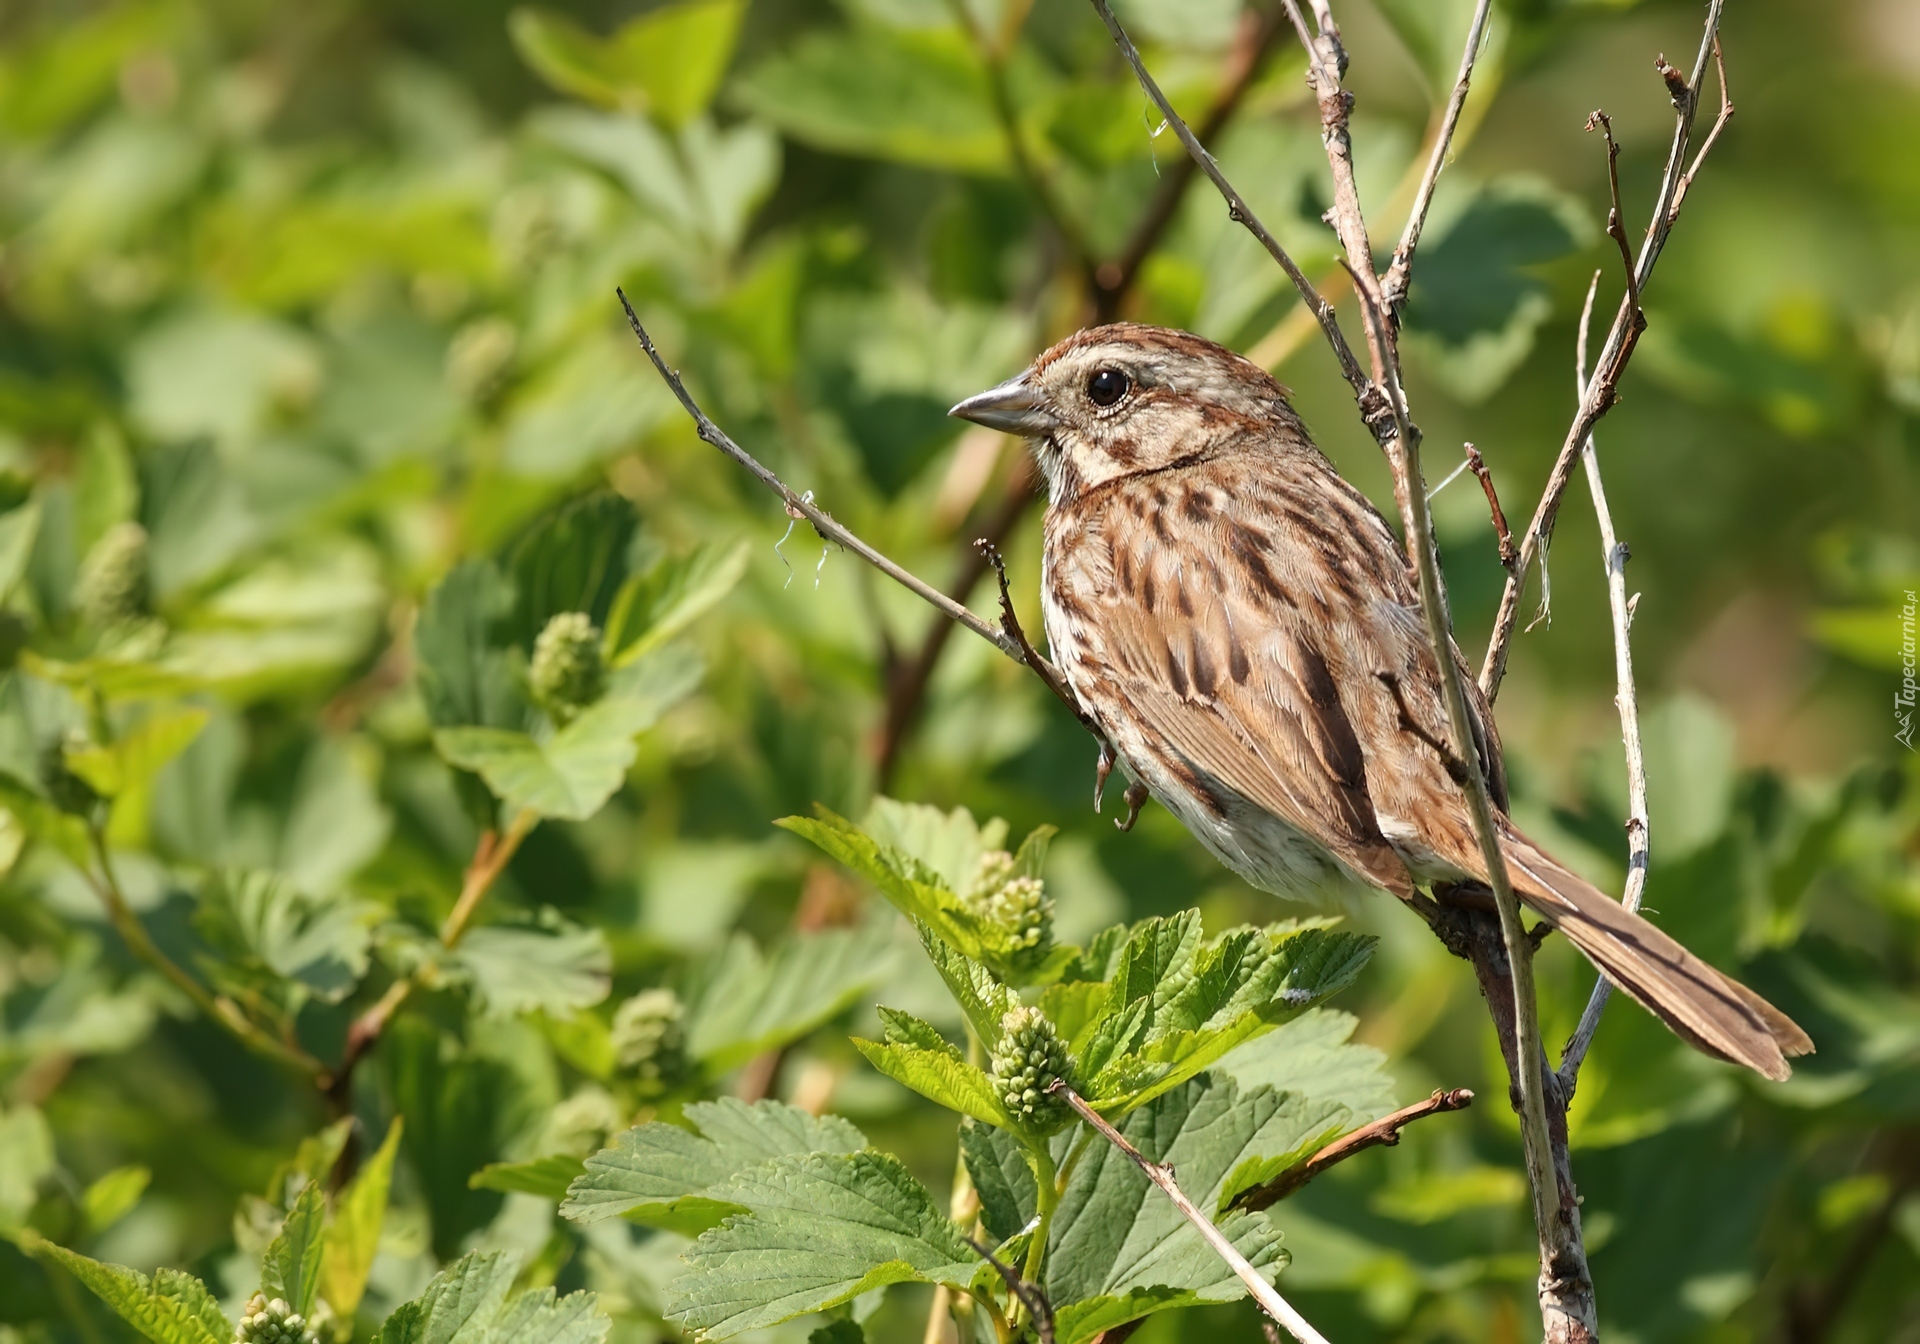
(1669, 36, 1733, 222)
(1480, 0, 1728, 700)
(1051, 1084, 1333, 1344)
(1233, 1088, 1475, 1210)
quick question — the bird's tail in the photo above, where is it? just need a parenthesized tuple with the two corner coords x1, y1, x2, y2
(1496, 826, 1812, 1081)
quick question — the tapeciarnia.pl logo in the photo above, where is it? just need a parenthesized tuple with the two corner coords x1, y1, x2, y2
(1899, 588, 1917, 751)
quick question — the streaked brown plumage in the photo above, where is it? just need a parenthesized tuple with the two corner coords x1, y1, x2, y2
(951, 322, 1811, 1081)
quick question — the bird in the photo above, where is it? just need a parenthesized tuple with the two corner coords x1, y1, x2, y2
(949, 321, 1811, 1081)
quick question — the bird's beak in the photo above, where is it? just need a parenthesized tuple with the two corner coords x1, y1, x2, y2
(949, 373, 1059, 437)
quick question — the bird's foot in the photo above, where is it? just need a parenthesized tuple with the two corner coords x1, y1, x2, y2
(1116, 780, 1149, 832)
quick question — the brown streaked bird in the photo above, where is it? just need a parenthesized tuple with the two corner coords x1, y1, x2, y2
(950, 322, 1811, 1081)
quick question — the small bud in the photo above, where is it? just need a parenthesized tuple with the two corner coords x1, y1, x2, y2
(74, 521, 151, 628)
(990, 1005, 1075, 1135)
(964, 850, 1054, 972)
(528, 611, 605, 720)
(610, 987, 687, 1090)
(233, 1293, 323, 1344)
(968, 849, 1017, 900)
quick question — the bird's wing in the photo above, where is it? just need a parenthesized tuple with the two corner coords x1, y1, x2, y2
(1057, 472, 1414, 895)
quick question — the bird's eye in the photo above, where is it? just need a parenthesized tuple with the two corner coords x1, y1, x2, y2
(1087, 368, 1130, 407)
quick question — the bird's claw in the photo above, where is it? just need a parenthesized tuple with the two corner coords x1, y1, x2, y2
(1094, 740, 1115, 812)
(1116, 780, 1149, 832)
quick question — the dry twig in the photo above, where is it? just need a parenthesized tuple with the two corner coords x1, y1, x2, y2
(1051, 1083, 1333, 1344)
(1464, 444, 1518, 571)
(1480, 0, 1729, 700)
(616, 291, 1040, 671)
(1233, 1088, 1475, 1210)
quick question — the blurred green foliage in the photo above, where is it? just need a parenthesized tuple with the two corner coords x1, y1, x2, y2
(0, 0, 1915, 1341)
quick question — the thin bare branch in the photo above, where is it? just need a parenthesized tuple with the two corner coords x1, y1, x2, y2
(1085, 0, 1385, 434)
(1094, 3, 1293, 318)
(1051, 1084, 1333, 1344)
(1586, 110, 1641, 313)
(616, 290, 1036, 671)
(1557, 271, 1651, 1093)
(1670, 35, 1733, 222)
(1480, 0, 1727, 699)
(1381, 0, 1497, 312)
(1464, 443, 1517, 571)
(1234, 1088, 1475, 1210)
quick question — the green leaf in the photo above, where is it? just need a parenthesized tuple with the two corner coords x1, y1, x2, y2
(859, 796, 1008, 892)
(502, 492, 640, 650)
(959, 1120, 1036, 1243)
(32, 1241, 229, 1344)
(851, 1037, 1011, 1127)
(195, 869, 376, 1005)
(1041, 1075, 1314, 1340)
(478, 1286, 612, 1344)
(415, 559, 527, 730)
(377, 1250, 516, 1344)
(666, 1151, 981, 1340)
(453, 912, 611, 1018)
(1214, 1009, 1398, 1122)
(734, 25, 1007, 174)
(434, 688, 680, 821)
(261, 1181, 326, 1316)
(915, 923, 1016, 1049)
(81, 1165, 150, 1233)
(471, 1154, 587, 1201)
(605, 540, 748, 668)
(63, 706, 208, 798)
(683, 923, 898, 1070)
(322, 1117, 403, 1320)
(511, 1, 745, 127)
(562, 1097, 866, 1228)
(1093, 925, 1377, 1113)
(1402, 177, 1591, 402)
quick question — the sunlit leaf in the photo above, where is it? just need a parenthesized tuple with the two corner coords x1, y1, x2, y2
(666, 1150, 981, 1339)
(322, 1118, 403, 1320)
(561, 1097, 865, 1228)
(30, 1241, 229, 1344)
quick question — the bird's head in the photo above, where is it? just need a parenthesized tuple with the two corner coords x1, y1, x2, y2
(948, 322, 1297, 500)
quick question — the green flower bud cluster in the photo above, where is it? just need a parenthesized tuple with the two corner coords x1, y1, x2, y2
(74, 522, 151, 629)
(233, 1295, 322, 1344)
(611, 988, 687, 1090)
(528, 611, 605, 720)
(990, 1005, 1074, 1134)
(965, 849, 1054, 968)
